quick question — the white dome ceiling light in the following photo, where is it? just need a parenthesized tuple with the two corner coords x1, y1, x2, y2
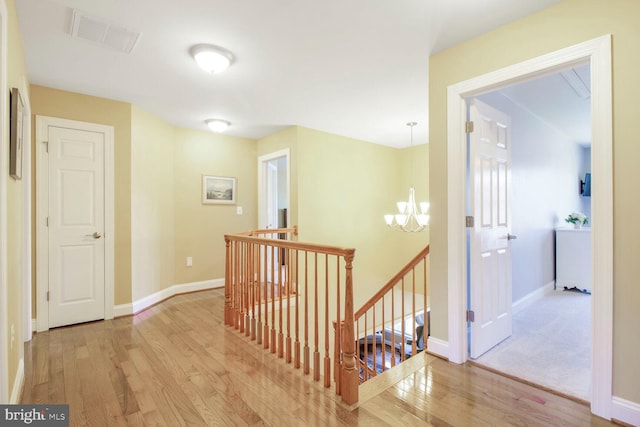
(206, 119, 231, 133)
(191, 44, 234, 74)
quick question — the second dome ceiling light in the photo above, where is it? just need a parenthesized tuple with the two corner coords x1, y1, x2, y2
(191, 44, 234, 132)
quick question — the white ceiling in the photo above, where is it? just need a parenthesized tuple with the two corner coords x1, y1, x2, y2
(494, 64, 591, 145)
(16, 0, 562, 148)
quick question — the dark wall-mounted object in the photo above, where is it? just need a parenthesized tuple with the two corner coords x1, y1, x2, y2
(580, 172, 591, 197)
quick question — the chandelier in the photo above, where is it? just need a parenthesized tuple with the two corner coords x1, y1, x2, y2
(384, 122, 429, 232)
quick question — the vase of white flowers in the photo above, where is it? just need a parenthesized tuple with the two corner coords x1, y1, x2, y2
(565, 212, 588, 229)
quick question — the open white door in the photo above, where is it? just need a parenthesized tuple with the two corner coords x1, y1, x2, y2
(468, 98, 513, 359)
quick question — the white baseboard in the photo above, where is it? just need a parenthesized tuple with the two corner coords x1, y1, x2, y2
(113, 278, 224, 317)
(612, 396, 640, 426)
(9, 358, 24, 404)
(512, 280, 555, 315)
(426, 336, 449, 360)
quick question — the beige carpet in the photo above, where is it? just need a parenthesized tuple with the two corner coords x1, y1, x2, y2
(473, 289, 591, 401)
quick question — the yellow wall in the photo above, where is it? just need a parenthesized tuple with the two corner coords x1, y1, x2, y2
(429, 0, 640, 403)
(131, 106, 176, 300)
(173, 128, 257, 284)
(5, 0, 28, 400)
(30, 85, 133, 306)
(296, 126, 429, 307)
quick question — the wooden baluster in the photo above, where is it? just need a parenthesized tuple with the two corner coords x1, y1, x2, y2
(391, 286, 395, 367)
(372, 303, 376, 377)
(334, 257, 341, 393)
(381, 296, 385, 373)
(400, 276, 405, 362)
(355, 318, 361, 382)
(244, 243, 251, 337)
(286, 247, 292, 363)
(313, 252, 320, 381)
(250, 243, 257, 341)
(363, 313, 369, 381)
(303, 251, 310, 374)
(294, 249, 301, 369)
(424, 255, 428, 351)
(341, 251, 358, 405)
(333, 320, 341, 395)
(324, 254, 330, 388)
(278, 242, 284, 359)
(256, 243, 263, 345)
(234, 241, 241, 330)
(411, 266, 416, 356)
(224, 238, 231, 326)
(263, 243, 270, 350)
(271, 244, 277, 354)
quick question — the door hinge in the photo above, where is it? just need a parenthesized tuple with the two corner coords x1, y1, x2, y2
(466, 310, 475, 322)
(46, 291, 50, 302)
(43, 140, 49, 153)
(46, 217, 49, 227)
(465, 216, 474, 228)
(465, 121, 474, 133)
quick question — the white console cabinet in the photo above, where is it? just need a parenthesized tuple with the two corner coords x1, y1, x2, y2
(555, 228, 592, 292)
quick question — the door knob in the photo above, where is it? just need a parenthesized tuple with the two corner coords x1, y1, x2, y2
(93, 232, 102, 239)
(507, 233, 517, 240)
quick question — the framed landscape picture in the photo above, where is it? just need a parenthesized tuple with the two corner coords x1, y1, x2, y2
(202, 175, 236, 204)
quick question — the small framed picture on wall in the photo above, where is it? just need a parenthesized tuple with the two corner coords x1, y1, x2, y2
(202, 175, 236, 204)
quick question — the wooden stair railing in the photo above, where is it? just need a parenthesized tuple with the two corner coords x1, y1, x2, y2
(224, 228, 359, 405)
(352, 245, 430, 383)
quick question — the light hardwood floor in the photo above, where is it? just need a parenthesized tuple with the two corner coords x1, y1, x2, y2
(21, 289, 616, 426)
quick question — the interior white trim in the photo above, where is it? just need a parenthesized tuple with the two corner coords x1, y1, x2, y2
(113, 278, 224, 317)
(612, 396, 640, 427)
(257, 148, 291, 229)
(35, 116, 115, 332)
(20, 76, 32, 343)
(0, 0, 9, 404)
(9, 358, 23, 404)
(426, 337, 449, 360)
(446, 35, 613, 419)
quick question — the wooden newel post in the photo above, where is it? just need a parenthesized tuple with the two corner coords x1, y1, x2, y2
(224, 237, 231, 326)
(341, 251, 358, 405)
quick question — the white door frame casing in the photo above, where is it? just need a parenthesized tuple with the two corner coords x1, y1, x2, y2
(20, 76, 32, 342)
(258, 149, 291, 230)
(446, 35, 613, 418)
(36, 116, 115, 332)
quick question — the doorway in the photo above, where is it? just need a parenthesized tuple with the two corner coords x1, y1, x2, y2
(36, 116, 115, 331)
(467, 65, 593, 400)
(446, 35, 612, 418)
(258, 149, 290, 230)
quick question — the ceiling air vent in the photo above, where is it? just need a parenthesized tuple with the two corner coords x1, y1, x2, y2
(70, 9, 140, 54)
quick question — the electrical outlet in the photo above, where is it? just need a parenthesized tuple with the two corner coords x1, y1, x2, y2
(236, 206, 243, 215)
(186, 256, 193, 267)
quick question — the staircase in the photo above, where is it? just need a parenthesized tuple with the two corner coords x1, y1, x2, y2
(224, 227, 429, 405)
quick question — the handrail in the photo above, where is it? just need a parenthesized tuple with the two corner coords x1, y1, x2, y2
(355, 245, 430, 318)
(225, 231, 354, 257)
(352, 244, 430, 383)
